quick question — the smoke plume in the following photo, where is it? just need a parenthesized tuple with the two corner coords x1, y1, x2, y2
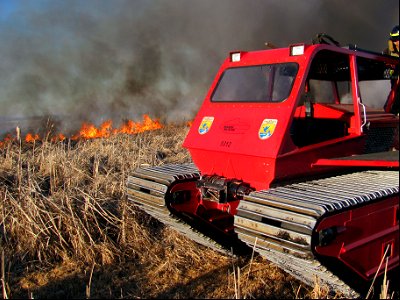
(0, 0, 398, 133)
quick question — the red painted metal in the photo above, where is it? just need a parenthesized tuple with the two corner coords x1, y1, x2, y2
(315, 196, 399, 280)
(314, 158, 399, 168)
(385, 77, 400, 114)
(349, 54, 363, 135)
(168, 180, 240, 232)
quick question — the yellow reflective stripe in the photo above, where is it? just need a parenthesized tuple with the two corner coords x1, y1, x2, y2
(390, 32, 399, 37)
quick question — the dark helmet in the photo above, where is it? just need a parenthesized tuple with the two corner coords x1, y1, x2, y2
(390, 25, 399, 41)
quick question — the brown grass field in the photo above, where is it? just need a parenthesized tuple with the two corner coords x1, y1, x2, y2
(0, 123, 395, 299)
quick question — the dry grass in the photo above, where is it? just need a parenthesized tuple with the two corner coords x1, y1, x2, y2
(0, 123, 386, 299)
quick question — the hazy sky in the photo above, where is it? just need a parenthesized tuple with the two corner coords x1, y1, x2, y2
(0, 0, 399, 128)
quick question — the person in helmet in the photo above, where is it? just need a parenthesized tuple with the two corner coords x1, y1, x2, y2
(387, 25, 399, 57)
(384, 25, 399, 150)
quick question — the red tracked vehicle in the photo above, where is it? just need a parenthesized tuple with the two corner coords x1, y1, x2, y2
(127, 36, 399, 297)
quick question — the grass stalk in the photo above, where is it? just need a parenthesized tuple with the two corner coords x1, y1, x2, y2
(1, 250, 8, 299)
(366, 244, 390, 299)
(245, 237, 257, 288)
(86, 262, 95, 299)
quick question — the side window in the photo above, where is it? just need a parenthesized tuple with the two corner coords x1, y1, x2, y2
(300, 80, 353, 105)
(308, 80, 336, 104)
(290, 50, 352, 148)
(356, 56, 394, 110)
(358, 80, 391, 109)
(297, 50, 353, 106)
(337, 81, 352, 104)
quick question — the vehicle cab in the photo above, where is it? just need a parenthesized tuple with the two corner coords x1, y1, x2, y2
(183, 43, 399, 189)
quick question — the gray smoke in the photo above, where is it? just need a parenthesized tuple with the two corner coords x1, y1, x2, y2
(0, 0, 398, 133)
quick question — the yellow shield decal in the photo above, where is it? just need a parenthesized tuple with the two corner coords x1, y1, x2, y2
(259, 119, 278, 140)
(198, 116, 214, 135)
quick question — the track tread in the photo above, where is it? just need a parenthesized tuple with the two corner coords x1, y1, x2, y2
(127, 165, 399, 298)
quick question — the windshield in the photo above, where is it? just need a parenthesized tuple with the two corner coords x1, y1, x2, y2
(211, 63, 298, 102)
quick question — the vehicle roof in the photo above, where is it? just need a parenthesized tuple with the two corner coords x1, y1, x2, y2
(224, 43, 398, 81)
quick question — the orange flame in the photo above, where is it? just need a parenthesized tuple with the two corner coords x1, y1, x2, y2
(70, 115, 162, 140)
(0, 134, 14, 148)
(25, 133, 40, 143)
(51, 133, 66, 143)
(116, 115, 162, 135)
(0, 114, 163, 147)
(72, 119, 113, 140)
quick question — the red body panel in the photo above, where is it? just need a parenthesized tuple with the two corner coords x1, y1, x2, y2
(184, 48, 302, 189)
(315, 196, 399, 280)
